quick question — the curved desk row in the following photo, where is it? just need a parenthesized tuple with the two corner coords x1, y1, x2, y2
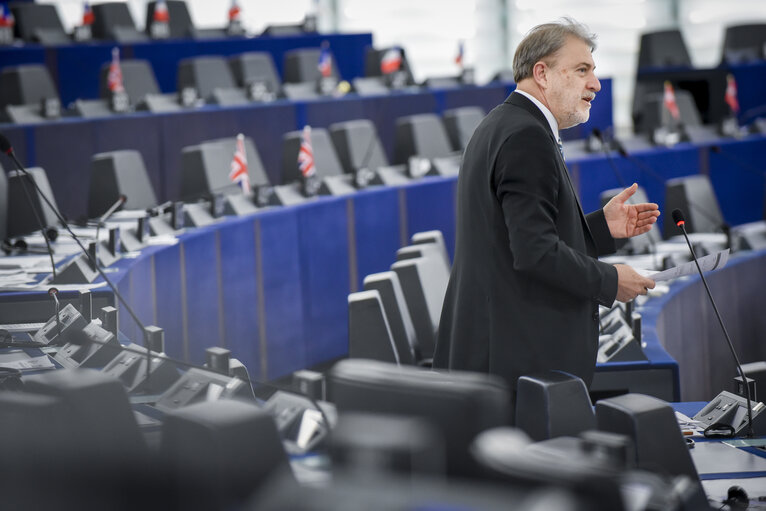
(0, 79, 613, 223)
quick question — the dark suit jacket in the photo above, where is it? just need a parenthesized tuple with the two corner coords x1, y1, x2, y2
(433, 92, 618, 391)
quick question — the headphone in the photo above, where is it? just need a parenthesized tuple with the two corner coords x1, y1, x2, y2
(0, 367, 22, 391)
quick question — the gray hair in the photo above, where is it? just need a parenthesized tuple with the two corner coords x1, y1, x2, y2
(512, 17, 597, 83)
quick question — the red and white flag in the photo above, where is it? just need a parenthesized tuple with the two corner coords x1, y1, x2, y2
(153, 0, 169, 23)
(0, 5, 15, 28)
(455, 40, 464, 69)
(107, 47, 124, 93)
(228, 0, 241, 22)
(82, 2, 94, 26)
(725, 74, 739, 114)
(380, 47, 402, 75)
(298, 126, 316, 178)
(229, 134, 250, 194)
(663, 81, 680, 121)
(318, 42, 332, 78)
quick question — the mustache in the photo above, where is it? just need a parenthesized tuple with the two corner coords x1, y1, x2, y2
(582, 92, 596, 101)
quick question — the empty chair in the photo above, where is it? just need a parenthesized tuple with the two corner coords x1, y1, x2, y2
(327, 358, 511, 478)
(281, 127, 343, 183)
(363, 46, 416, 86)
(91, 2, 148, 42)
(161, 400, 293, 510)
(515, 371, 596, 442)
(636, 29, 692, 70)
(636, 88, 704, 141)
(283, 47, 340, 84)
(722, 23, 766, 63)
(0, 64, 61, 123)
(145, 0, 193, 39)
(97, 59, 180, 112)
(347, 289, 400, 364)
(181, 135, 270, 207)
(88, 150, 159, 218)
(663, 174, 725, 237)
(490, 69, 515, 82)
(23, 369, 147, 456)
(177, 56, 249, 106)
(6, 167, 60, 239)
(229, 52, 282, 100)
(390, 255, 449, 360)
(596, 393, 701, 483)
(363, 271, 420, 365)
(411, 230, 451, 267)
(329, 119, 389, 174)
(393, 113, 455, 164)
(9, 3, 68, 44)
(396, 243, 450, 278)
(443, 106, 484, 151)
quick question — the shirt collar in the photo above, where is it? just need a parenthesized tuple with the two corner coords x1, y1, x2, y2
(514, 89, 560, 141)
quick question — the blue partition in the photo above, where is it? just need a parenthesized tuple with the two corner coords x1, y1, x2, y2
(257, 208, 306, 379)
(152, 243, 185, 361)
(707, 137, 766, 225)
(403, 177, 458, 260)
(295, 197, 350, 366)
(181, 227, 223, 365)
(351, 187, 402, 290)
(217, 217, 262, 381)
(124, 253, 156, 344)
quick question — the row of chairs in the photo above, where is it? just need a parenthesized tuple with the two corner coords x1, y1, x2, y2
(348, 230, 450, 367)
(638, 24, 766, 70)
(6, 0, 289, 45)
(0, 108, 483, 243)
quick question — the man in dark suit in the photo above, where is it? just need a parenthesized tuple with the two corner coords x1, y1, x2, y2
(433, 18, 658, 417)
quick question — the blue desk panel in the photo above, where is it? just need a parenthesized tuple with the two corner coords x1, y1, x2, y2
(707, 137, 766, 226)
(217, 217, 262, 381)
(55, 43, 116, 107)
(351, 187, 402, 291)
(258, 208, 306, 379)
(730, 61, 766, 125)
(181, 227, 223, 365)
(152, 243, 185, 362)
(404, 177, 457, 261)
(124, 252, 156, 344)
(295, 197, 351, 367)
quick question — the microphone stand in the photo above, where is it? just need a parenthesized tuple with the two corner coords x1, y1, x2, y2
(674, 209, 754, 438)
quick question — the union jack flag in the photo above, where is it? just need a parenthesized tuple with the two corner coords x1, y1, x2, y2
(725, 74, 739, 114)
(0, 5, 15, 28)
(153, 0, 169, 23)
(318, 42, 332, 78)
(229, 134, 250, 194)
(82, 2, 94, 26)
(663, 81, 680, 121)
(107, 47, 124, 93)
(380, 47, 402, 75)
(228, 0, 241, 22)
(298, 126, 316, 178)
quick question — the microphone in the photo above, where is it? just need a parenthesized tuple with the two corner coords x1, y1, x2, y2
(673, 208, 754, 438)
(93, 195, 127, 267)
(0, 132, 154, 376)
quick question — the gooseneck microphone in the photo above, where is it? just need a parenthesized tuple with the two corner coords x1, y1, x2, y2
(0, 133, 154, 384)
(673, 208, 754, 437)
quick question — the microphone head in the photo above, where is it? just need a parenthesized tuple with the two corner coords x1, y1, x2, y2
(119, 194, 128, 203)
(591, 127, 603, 140)
(0, 133, 12, 155)
(672, 209, 685, 227)
(710, 145, 722, 154)
(48, 287, 59, 296)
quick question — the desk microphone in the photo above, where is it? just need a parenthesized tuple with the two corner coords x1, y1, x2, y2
(0, 132, 154, 383)
(93, 194, 127, 266)
(672, 208, 754, 438)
